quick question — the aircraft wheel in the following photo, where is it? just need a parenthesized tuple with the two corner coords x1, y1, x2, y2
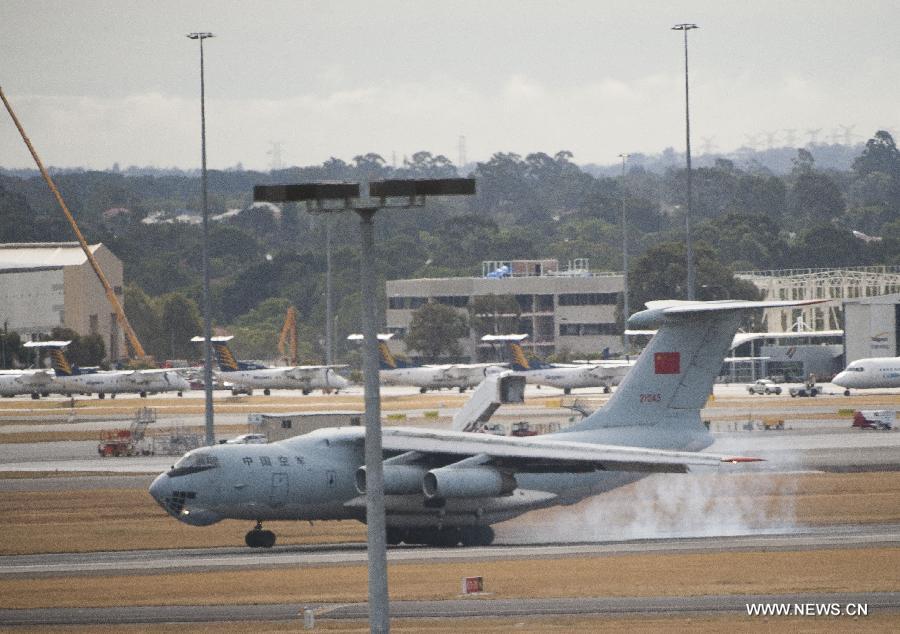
(98, 393, 106, 400)
(844, 389, 850, 396)
(139, 391, 147, 398)
(603, 386, 610, 394)
(111, 394, 116, 399)
(563, 388, 571, 395)
(259, 530, 276, 548)
(263, 389, 271, 396)
(177, 391, 183, 397)
(302, 389, 311, 395)
(460, 526, 494, 547)
(419, 387, 427, 394)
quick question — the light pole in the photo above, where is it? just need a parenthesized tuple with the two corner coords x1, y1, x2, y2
(672, 23, 698, 301)
(618, 153, 630, 355)
(187, 31, 215, 445)
(255, 178, 476, 633)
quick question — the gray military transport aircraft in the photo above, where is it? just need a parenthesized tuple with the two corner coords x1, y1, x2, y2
(150, 299, 820, 548)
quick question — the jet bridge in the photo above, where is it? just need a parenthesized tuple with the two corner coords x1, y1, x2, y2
(452, 371, 525, 433)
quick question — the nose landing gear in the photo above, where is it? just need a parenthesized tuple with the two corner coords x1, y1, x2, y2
(245, 520, 276, 548)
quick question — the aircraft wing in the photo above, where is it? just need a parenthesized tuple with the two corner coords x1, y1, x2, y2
(377, 427, 760, 474)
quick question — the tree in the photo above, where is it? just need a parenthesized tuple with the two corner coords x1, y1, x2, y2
(405, 302, 468, 362)
(0, 329, 23, 369)
(468, 295, 522, 338)
(853, 131, 900, 178)
(160, 293, 203, 360)
(48, 327, 106, 367)
(630, 241, 762, 311)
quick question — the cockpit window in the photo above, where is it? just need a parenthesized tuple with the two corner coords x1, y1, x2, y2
(167, 451, 219, 477)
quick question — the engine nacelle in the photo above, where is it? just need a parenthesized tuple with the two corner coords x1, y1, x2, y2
(355, 464, 428, 495)
(422, 466, 516, 499)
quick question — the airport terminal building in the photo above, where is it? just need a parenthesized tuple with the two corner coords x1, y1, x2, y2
(0, 242, 124, 360)
(386, 258, 624, 363)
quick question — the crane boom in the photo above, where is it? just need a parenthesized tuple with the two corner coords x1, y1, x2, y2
(278, 306, 298, 365)
(1, 86, 148, 360)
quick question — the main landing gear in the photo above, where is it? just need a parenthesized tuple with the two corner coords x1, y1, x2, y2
(245, 520, 276, 548)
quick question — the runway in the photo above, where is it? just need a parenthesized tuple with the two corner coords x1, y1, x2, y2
(2, 523, 898, 578)
(2, 592, 898, 626)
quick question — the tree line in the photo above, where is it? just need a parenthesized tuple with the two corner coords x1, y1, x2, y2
(0, 135, 897, 366)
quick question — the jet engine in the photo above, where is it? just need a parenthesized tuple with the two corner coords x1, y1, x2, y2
(422, 466, 516, 499)
(355, 464, 428, 495)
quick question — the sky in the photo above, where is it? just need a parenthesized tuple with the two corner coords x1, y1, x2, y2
(2, 0, 899, 171)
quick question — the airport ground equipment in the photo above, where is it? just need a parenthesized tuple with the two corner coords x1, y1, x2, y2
(0, 87, 148, 362)
(852, 410, 894, 431)
(789, 376, 819, 397)
(98, 408, 157, 456)
(452, 372, 525, 432)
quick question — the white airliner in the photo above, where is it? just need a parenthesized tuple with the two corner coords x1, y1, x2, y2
(23, 341, 189, 399)
(832, 356, 900, 395)
(150, 298, 821, 549)
(482, 334, 631, 394)
(348, 333, 506, 393)
(193, 336, 349, 395)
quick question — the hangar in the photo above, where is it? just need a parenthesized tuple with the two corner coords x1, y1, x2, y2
(0, 242, 124, 360)
(843, 292, 900, 363)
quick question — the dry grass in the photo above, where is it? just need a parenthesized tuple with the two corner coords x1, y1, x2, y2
(1, 472, 899, 556)
(1, 548, 898, 609)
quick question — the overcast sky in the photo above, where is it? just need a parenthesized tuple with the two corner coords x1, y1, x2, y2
(2, 1, 898, 171)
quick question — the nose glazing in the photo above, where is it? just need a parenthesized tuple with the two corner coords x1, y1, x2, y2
(149, 473, 169, 506)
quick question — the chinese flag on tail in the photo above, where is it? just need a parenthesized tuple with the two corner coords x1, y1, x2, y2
(654, 352, 680, 374)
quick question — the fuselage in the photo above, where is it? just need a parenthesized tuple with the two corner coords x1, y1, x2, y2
(513, 364, 627, 390)
(149, 422, 711, 530)
(53, 370, 189, 396)
(222, 367, 349, 392)
(833, 357, 900, 389)
(379, 364, 504, 391)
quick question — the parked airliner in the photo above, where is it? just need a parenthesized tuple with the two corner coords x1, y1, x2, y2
(483, 334, 631, 394)
(348, 333, 505, 393)
(832, 356, 900, 395)
(23, 341, 189, 398)
(193, 336, 350, 395)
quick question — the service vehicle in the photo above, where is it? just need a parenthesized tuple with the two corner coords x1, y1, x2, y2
(747, 379, 782, 395)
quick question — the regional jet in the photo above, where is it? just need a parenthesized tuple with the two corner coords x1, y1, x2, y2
(483, 334, 631, 394)
(150, 299, 820, 548)
(348, 333, 505, 393)
(193, 336, 349, 395)
(23, 341, 189, 399)
(832, 356, 900, 395)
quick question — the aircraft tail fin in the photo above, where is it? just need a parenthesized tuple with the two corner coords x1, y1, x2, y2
(348, 333, 414, 369)
(571, 300, 825, 433)
(191, 336, 239, 372)
(23, 341, 75, 376)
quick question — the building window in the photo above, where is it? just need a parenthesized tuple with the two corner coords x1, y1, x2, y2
(281, 420, 292, 429)
(434, 296, 469, 307)
(559, 322, 619, 336)
(558, 292, 619, 306)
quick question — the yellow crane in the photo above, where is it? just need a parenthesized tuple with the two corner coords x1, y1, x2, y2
(278, 306, 298, 365)
(1, 86, 149, 361)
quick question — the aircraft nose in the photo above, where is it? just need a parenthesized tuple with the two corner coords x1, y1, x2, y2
(149, 473, 170, 507)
